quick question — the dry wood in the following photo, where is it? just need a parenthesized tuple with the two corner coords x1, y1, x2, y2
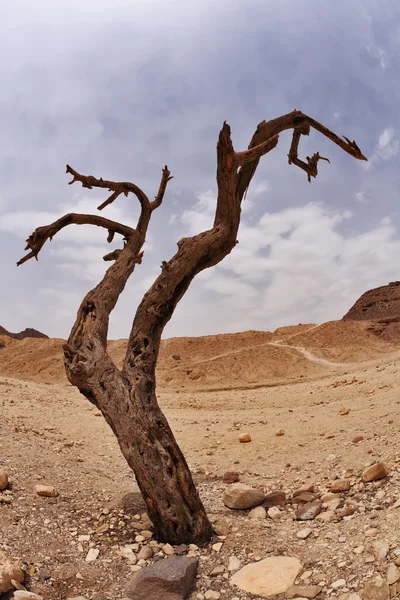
(18, 110, 366, 544)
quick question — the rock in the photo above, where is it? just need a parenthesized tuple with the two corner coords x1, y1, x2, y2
(163, 544, 175, 556)
(360, 576, 389, 600)
(34, 485, 59, 498)
(330, 479, 351, 493)
(331, 579, 346, 589)
(372, 540, 390, 560)
(174, 545, 188, 556)
(239, 433, 251, 443)
(125, 556, 198, 600)
(362, 463, 389, 483)
(212, 542, 223, 552)
(0, 550, 24, 594)
(276, 429, 285, 436)
(223, 483, 265, 510)
(85, 548, 99, 562)
(231, 556, 302, 597)
(294, 492, 316, 504)
(249, 506, 267, 520)
(137, 546, 153, 561)
(293, 484, 315, 497)
(324, 497, 340, 511)
(296, 528, 312, 540)
(386, 564, 400, 585)
(285, 585, 322, 598)
(263, 491, 287, 508)
(120, 546, 137, 563)
(228, 556, 241, 572)
(141, 530, 153, 539)
(316, 510, 334, 523)
(210, 566, 224, 577)
(13, 593, 43, 600)
(352, 436, 364, 444)
(0, 471, 9, 490)
(213, 521, 230, 536)
(295, 500, 322, 521)
(222, 471, 239, 484)
(267, 506, 282, 520)
(204, 592, 220, 600)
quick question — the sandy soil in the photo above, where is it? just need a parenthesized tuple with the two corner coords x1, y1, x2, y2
(1, 322, 400, 599)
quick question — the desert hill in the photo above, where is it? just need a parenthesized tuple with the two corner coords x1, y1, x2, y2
(0, 318, 398, 390)
(0, 325, 49, 340)
(343, 281, 400, 321)
(343, 281, 400, 344)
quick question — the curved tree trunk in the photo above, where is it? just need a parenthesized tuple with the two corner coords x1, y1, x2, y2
(18, 111, 367, 544)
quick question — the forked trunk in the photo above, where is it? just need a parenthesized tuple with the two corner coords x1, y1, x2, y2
(63, 339, 213, 544)
(20, 111, 367, 545)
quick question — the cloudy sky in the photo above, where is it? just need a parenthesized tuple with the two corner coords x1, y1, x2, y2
(1, 0, 400, 340)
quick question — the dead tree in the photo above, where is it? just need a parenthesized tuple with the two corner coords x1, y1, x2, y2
(18, 111, 367, 544)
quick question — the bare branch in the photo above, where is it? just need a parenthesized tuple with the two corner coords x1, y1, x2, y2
(17, 213, 135, 266)
(234, 135, 279, 166)
(150, 166, 174, 210)
(237, 110, 367, 200)
(66, 164, 150, 211)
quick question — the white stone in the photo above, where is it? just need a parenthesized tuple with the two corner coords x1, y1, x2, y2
(223, 483, 265, 510)
(372, 540, 390, 560)
(297, 528, 312, 540)
(231, 556, 302, 597)
(331, 579, 346, 589)
(162, 543, 175, 555)
(119, 547, 137, 563)
(13, 593, 44, 600)
(267, 507, 282, 520)
(85, 548, 99, 562)
(249, 506, 267, 520)
(386, 563, 400, 585)
(228, 556, 241, 572)
(212, 542, 223, 552)
(204, 591, 220, 599)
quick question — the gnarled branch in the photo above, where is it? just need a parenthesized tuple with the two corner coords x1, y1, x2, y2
(66, 164, 150, 212)
(151, 165, 173, 210)
(17, 213, 135, 266)
(237, 109, 367, 200)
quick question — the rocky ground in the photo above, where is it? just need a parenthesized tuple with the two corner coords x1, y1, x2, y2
(1, 330, 400, 599)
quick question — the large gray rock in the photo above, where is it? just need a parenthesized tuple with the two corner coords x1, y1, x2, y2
(0, 550, 24, 594)
(223, 483, 265, 510)
(125, 556, 198, 600)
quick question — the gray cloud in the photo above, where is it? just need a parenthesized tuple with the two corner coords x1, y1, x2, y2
(1, 0, 400, 338)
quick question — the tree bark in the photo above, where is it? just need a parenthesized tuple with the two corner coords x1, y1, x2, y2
(18, 111, 367, 544)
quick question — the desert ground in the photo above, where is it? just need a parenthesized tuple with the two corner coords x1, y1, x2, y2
(1, 317, 400, 599)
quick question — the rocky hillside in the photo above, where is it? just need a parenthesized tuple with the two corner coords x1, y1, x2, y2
(0, 325, 49, 340)
(0, 321, 398, 390)
(343, 281, 400, 342)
